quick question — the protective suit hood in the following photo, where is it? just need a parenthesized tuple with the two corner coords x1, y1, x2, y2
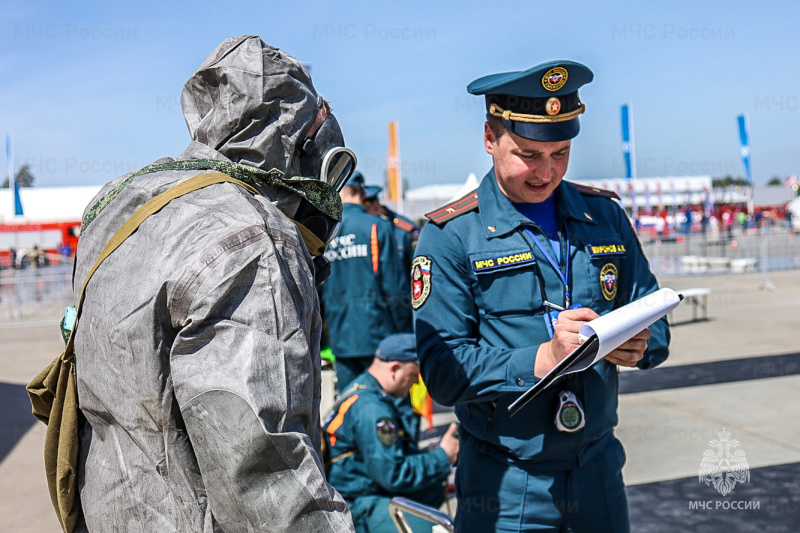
(181, 35, 319, 175)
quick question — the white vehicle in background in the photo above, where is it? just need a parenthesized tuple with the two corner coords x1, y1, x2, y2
(787, 196, 800, 232)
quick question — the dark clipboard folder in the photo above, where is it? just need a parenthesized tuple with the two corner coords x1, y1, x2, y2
(508, 334, 601, 417)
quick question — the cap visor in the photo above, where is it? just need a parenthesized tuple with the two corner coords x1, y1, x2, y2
(502, 117, 581, 142)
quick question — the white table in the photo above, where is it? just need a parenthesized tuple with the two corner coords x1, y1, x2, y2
(678, 287, 711, 321)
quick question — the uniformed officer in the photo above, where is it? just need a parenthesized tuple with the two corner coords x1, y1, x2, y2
(363, 183, 420, 280)
(322, 173, 413, 391)
(412, 61, 670, 533)
(324, 334, 459, 533)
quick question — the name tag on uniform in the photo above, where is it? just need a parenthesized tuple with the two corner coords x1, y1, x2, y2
(472, 250, 535, 273)
(586, 243, 627, 258)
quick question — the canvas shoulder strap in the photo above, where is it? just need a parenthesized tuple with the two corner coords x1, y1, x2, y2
(66, 172, 258, 351)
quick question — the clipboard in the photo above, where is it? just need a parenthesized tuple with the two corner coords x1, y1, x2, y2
(508, 288, 683, 417)
(508, 334, 600, 416)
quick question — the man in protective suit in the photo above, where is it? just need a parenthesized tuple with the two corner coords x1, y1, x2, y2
(73, 36, 356, 532)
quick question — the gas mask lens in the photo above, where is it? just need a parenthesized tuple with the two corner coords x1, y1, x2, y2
(322, 147, 357, 192)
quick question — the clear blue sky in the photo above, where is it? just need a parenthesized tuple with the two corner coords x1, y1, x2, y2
(2, 0, 798, 189)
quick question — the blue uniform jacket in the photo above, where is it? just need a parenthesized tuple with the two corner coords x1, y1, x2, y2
(413, 171, 669, 463)
(324, 372, 451, 507)
(386, 209, 420, 278)
(322, 203, 413, 358)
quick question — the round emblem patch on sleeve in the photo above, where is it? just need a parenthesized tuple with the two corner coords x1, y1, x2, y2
(411, 256, 432, 310)
(376, 417, 398, 446)
(600, 263, 619, 301)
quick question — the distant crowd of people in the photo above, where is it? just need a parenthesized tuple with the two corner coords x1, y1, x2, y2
(635, 205, 796, 241)
(1, 246, 44, 270)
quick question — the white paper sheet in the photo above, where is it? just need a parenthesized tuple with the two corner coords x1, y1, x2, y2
(577, 287, 683, 368)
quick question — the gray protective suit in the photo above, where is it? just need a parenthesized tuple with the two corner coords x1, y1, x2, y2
(73, 36, 354, 532)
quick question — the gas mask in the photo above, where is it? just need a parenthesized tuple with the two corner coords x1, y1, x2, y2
(293, 108, 357, 282)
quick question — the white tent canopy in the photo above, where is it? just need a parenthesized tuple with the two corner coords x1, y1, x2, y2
(391, 173, 481, 221)
(573, 176, 713, 209)
(0, 186, 101, 223)
(394, 174, 720, 222)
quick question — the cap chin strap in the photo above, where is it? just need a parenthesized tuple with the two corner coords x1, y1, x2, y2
(489, 102, 586, 124)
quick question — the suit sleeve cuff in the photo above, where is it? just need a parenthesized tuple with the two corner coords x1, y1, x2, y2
(504, 346, 539, 391)
(432, 447, 452, 474)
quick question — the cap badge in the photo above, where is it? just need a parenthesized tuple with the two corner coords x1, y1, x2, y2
(542, 67, 568, 92)
(545, 97, 561, 116)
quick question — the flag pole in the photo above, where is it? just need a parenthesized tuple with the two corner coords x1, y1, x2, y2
(387, 121, 403, 213)
(8, 134, 23, 217)
(737, 114, 754, 216)
(621, 104, 638, 222)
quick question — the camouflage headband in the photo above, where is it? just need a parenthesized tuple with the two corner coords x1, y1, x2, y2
(81, 159, 343, 234)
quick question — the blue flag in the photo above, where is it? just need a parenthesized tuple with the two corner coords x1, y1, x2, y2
(7, 134, 23, 216)
(621, 104, 638, 219)
(13, 179, 23, 216)
(621, 105, 633, 179)
(737, 114, 752, 184)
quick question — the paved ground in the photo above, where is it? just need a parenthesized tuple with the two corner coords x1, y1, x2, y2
(2, 269, 799, 531)
(619, 270, 800, 531)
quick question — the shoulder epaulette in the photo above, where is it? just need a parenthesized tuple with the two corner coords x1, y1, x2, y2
(424, 191, 479, 226)
(392, 217, 416, 233)
(569, 182, 620, 200)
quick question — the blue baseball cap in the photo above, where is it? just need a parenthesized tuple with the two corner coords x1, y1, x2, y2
(363, 185, 383, 202)
(375, 334, 419, 363)
(349, 170, 365, 187)
(467, 60, 594, 142)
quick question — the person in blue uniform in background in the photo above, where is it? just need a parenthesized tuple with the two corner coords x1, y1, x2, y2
(324, 334, 460, 533)
(322, 173, 413, 391)
(363, 183, 420, 282)
(412, 61, 670, 533)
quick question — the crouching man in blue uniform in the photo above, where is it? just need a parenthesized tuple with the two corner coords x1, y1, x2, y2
(324, 334, 460, 533)
(412, 61, 670, 533)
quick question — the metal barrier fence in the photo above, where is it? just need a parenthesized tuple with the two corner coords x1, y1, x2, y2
(642, 228, 800, 278)
(0, 263, 74, 321)
(1, 230, 799, 322)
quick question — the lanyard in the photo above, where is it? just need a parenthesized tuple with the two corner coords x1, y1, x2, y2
(523, 225, 571, 308)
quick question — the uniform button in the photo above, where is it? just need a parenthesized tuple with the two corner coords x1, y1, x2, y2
(516, 378, 525, 386)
